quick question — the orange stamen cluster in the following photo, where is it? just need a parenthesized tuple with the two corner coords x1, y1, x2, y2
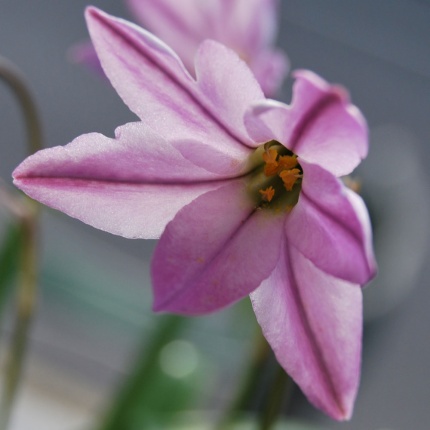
(261, 146, 302, 194)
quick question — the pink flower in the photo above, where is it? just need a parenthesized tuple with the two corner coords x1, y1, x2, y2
(72, 0, 288, 96)
(14, 8, 376, 420)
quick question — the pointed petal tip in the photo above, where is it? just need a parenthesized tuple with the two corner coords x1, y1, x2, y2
(340, 409, 353, 422)
(12, 158, 31, 181)
(307, 375, 357, 422)
(84, 7, 109, 36)
(363, 263, 378, 288)
(11, 166, 20, 181)
(292, 69, 350, 104)
(85, 6, 115, 29)
(324, 394, 355, 421)
(292, 68, 369, 157)
(12, 176, 22, 191)
(292, 69, 326, 86)
(355, 259, 377, 287)
(85, 5, 102, 20)
(333, 403, 354, 421)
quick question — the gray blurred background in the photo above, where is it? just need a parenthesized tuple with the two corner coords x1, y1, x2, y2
(1, 0, 430, 429)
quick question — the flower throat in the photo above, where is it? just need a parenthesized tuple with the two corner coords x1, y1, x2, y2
(247, 141, 302, 211)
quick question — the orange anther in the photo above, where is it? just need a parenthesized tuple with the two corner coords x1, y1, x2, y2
(278, 155, 298, 170)
(262, 148, 279, 176)
(262, 148, 278, 164)
(259, 186, 275, 202)
(279, 168, 302, 191)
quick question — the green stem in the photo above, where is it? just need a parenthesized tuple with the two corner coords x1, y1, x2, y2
(96, 315, 187, 430)
(0, 55, 43, 154)
(258, 364, 292, 430)
(0, 222, 23, 315)
(0, 56, 42, 429)
(0, 201, 38, 430)
(215, 329, 272, 429)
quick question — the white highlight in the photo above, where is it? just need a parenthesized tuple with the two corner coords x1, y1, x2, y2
(159, 340, 199, 379)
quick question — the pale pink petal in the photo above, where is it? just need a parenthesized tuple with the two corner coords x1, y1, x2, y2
(85, 7, 252, 157)
(194, 40, 264, 147)
(245, 70, 368, 176)
(126, 0, 279, 55)
(244, 98, 288, 144)
(202, 0, 287, 96)
(152, 180, 284, 314)
(172, 139, 250, 177)
(13, 122, 225, 239)
(343, 186, 376, 276)
(126, 0, 206, 71)
(250, 48, 289, 97)
(210, 0, 278, 55)
(251, 242, 362, 421)
(125, 0, 284, 93)
(286, 161, 376, 284)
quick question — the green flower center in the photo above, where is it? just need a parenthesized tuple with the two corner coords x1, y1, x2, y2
(247, 141, 303, 212)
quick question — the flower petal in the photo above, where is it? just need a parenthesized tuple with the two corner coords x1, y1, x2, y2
(286, 161, 376, 284)
(85, 7, 255, 155)
(13, 122, 224, 239)
(245, 70, 368, 176)
(172, 138, 250, 177)
(194, 40, 265, 147)
(244, 98, 287, 144)
(126, 0, 207, 72)
(125, 0, 285, 95)
(152, 180, 284, 314)
(250, 48, 289, 97)
(251, 242, 362, 421)
(206, 0, 279, 57)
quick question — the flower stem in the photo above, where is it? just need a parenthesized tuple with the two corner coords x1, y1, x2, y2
(258, 364, 292, 430)
(0, 202, 38, 430)
(0, 56, 42, 429)
(215, 328, 271, 429)
(0, 55, 43, 154)
(216, 322, 296, 430)
(96, 315, 188, 430)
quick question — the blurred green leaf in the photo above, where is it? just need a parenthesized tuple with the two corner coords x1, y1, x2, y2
(96, 314, 206, 430)
(0, 223, 22, 314)
(163, 415, 325, 430)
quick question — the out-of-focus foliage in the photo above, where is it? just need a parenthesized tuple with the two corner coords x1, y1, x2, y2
(164, 416, 324, 429)
(97, 315, 206, 430)
(0, 224, 23, 315)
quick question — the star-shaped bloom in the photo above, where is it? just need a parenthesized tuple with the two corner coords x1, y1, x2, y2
(72, 0, 288, 96)
(14, 8, 376, 420)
